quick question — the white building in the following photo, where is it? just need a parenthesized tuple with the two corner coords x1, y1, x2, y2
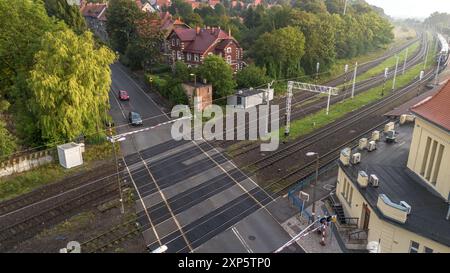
(227, 88, 274, 109)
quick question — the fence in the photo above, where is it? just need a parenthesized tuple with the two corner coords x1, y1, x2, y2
(0, 149, 56, 179)
(287, 160, 338, 219)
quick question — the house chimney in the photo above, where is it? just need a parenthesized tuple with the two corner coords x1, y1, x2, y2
(196, 26, 200, 35)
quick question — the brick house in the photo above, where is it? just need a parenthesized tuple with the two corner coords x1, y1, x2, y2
(167, 26, 243, 72)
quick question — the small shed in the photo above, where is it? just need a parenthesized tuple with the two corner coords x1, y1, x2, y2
(227, 88, 274, 109)
(57, 142, 85, 169)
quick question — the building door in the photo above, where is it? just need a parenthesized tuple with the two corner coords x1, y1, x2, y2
(237, 96, 242, 106)
(362, 203, 371, 230)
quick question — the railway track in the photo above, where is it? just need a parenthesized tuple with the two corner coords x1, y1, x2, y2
(214, 36, 422, 150)
(228, 34, 428, 158)
(264, 68, 437, 195)
(0, 178, 123, 251)
(80, 217, 141, 253)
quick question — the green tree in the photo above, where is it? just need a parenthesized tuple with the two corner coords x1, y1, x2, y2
(236, 64, 271, 89)
(0, 120, 16, 157)
(294, 0, 328, 14)
(0, 0, 60, 101)
(106, 0, 142, 53)
(169, 0, 194, 19)
(173, 61, 190, 82)
(44, 0, 87, 34)
(125, 13, 165, 70)
(27, 30, 116, 144)
(197, 55, 236, 100)
(184, 12, 203, 27)
(253, 26, 306, 78)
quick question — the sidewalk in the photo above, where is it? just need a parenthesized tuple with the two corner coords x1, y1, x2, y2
(280, 200, 343, 253)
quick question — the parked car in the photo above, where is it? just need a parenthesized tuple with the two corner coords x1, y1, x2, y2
(119, 90, 129, 101)
(129, 111, 143, 126)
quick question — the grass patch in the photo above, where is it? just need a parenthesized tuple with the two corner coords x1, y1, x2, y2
(0, 142, 116, 202)
(355, 40, 421, 83)
(280, 60, 432, 141)
(37, 211, 95, 239)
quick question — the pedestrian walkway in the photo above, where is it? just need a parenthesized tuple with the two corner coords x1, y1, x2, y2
(280, 200, 343, 253)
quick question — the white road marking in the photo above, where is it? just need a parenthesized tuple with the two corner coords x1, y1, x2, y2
(114, 64, 170, 120)
(122, 158, 162, 246)
(231, 226, 253, 253)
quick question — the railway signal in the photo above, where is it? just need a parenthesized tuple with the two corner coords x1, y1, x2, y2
(381, 68, 388, 96)
(402, 48, 408, 75)
(341, 64, 349, 102)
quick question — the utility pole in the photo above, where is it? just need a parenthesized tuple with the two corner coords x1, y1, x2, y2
(381, 68, 388, 97)
(341, 64, 349, 102)
(315, 62, 320, 85)
(392, 56, 400, 91)
(351, 62, 358, 99)
(306, 152, 320, 222)
(435, 53, 442, 86)
(285, 82, 293, 137)
(109, 126, 125, 215)
(423, 41, 429, 70)
(402, 48, 408, 75)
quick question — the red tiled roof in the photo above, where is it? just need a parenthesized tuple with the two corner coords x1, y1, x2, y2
(411, 80, 450, 132)
(80, 3, 107, 20)
(157, 0, 171, 7)
(172, 28, 233, 54)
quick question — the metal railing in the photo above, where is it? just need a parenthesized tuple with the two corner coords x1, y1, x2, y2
(348, 229, 368, 241)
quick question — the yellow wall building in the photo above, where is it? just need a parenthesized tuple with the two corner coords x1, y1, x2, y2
(335, 82, 450, 253)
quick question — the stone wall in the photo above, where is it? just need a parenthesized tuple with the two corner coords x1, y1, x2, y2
(0, 150, 55, 179)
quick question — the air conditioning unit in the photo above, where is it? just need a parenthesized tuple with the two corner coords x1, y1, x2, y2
(400, 201, 412, 215)
(372, 130, 380, 142)
(385, 130, 396, 143)
(351, 153, 361, 164)
(370, 174, 379, 187)
(357, 171, 368, 187)
(367, 141, 377, 152)
(400, 114, 415, 125)
(359, 138, 368, 150)
(340, 148, 351, 166)
(384, 122, 395, 133)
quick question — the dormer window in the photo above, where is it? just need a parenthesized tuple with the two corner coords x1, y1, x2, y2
(226, 47, 232, 53)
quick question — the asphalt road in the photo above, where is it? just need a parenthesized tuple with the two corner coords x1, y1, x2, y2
(108, 62, 303, 253)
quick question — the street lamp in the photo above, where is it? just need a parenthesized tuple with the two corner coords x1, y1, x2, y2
(108, 129, 126, 215)
(306, 152, 319, 222)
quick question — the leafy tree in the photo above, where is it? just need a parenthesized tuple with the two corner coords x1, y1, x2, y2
(126, 13, 165, 70)
(184, 12, 204, 27)
(106, 0, 142, 53)
(0, 120, 16, 157)
(294, 0, 328, 14)
(169, 0, 194, 19)
(252, 26, 306, 78)
(173, 61, 190, 83)
(197, 55, 236, 100)
(236, 64, 271, 89)
(27, 30, 116, 144)
(0, 0, 60, 101)
(44, 0, 87, 34)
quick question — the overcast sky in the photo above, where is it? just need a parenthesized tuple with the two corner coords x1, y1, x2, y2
(366, 0, 450, 19)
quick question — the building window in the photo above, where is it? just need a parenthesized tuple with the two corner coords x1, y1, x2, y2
(177, 51, 182, 60)
(420, 137, 432, 175)
(187, 53, 191, 61)
(226, 55, 232, 64)
(172, 38, 175, 46)
(226, 47, 232, 53)
(194, 54, 199, 62)
(424, 247, 433, 253)
(425, 140, 438, 180)
(409, 241, 420, 253)
(431, 144, 444, 185)
(176, 39, 180, 46)
(237, 96, 242, 105)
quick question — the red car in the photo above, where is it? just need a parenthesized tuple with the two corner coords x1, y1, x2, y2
(118, 90, 129, 101)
